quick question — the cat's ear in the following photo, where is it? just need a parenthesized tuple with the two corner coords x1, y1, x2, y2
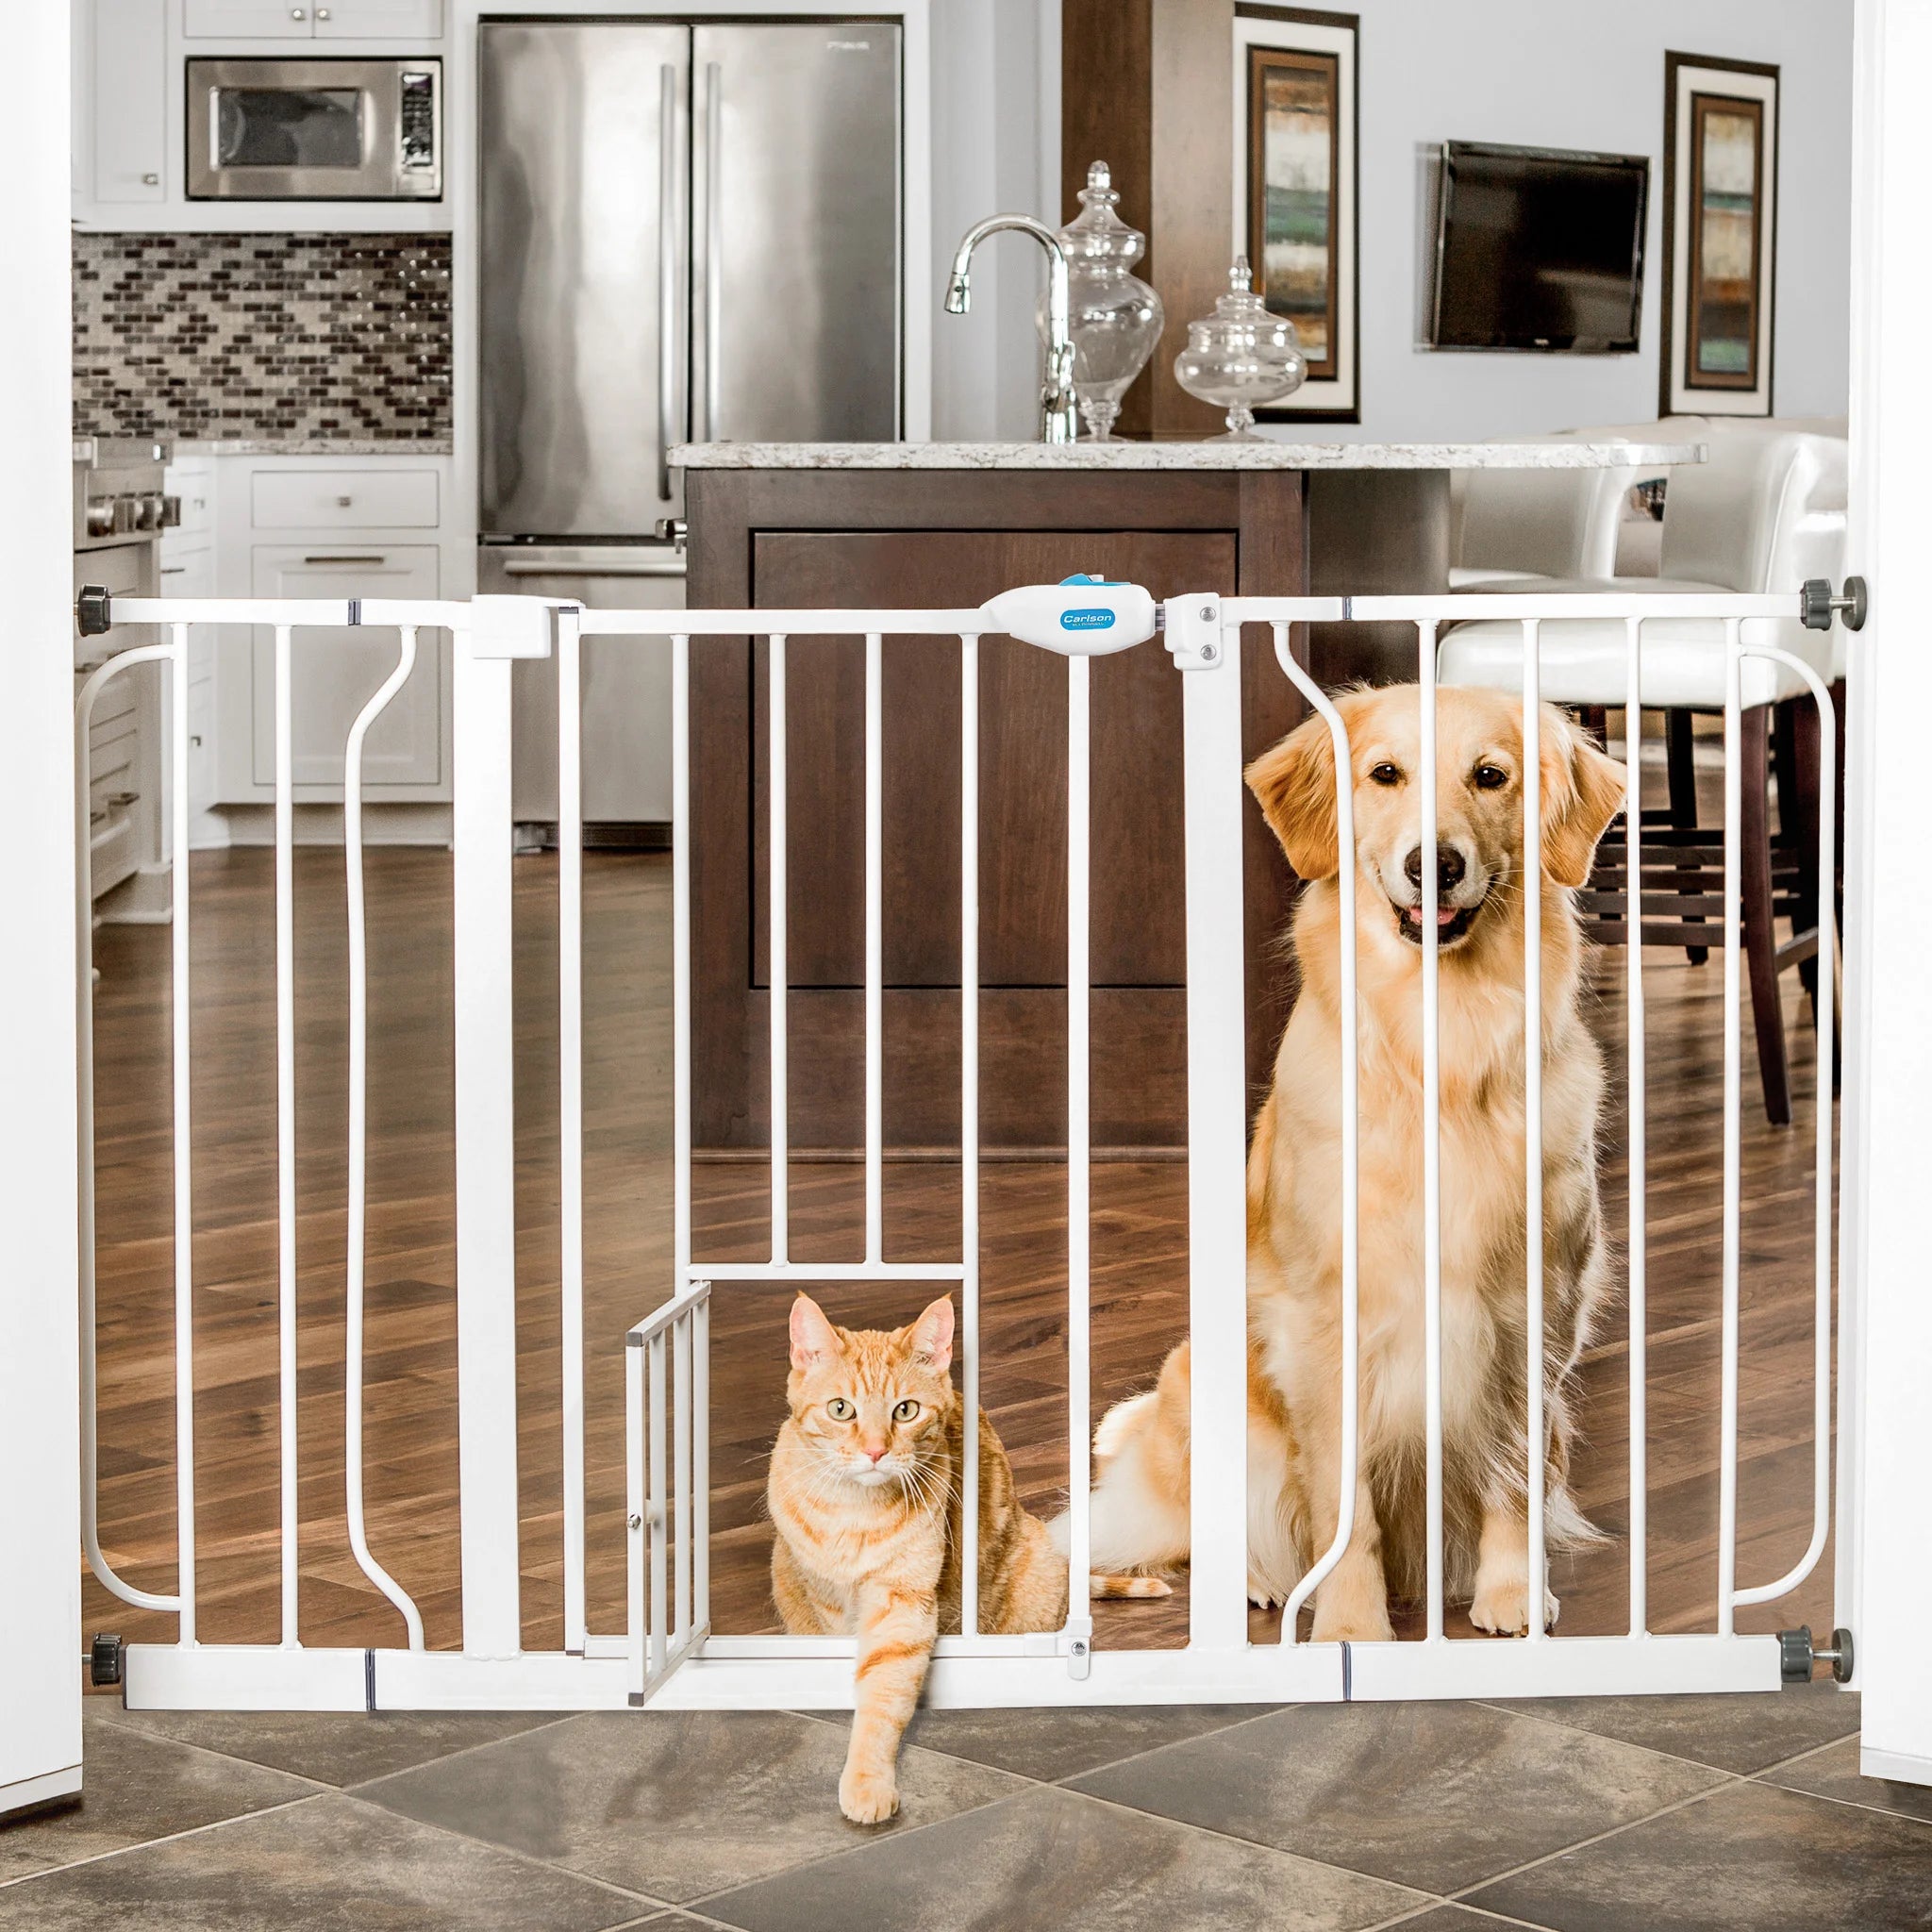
(910, 1296, 955, 1374)
(789, 1293, 841, 1371)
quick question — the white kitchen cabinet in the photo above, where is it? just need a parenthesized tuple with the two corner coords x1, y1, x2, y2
(314, 0, 444, 37)
(248, 543, 442, 788)
(182, 1, 318, 37)
(90, 0, 167, 204)
(183, 0, 441, 36)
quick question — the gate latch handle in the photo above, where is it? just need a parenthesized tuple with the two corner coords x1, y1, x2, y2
(1800, 575, 1867, 632)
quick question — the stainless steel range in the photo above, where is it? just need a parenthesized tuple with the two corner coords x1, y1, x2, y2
(74, 438, 173, 908)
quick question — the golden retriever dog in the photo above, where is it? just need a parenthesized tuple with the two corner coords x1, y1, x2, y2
(1059, 684, 1626, 1640)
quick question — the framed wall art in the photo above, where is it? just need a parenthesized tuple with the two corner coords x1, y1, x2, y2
(1234, 6, 1359, 423)
(1661, 52, 1778, 416)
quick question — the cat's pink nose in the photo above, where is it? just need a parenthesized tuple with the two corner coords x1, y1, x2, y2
(864, 1445, 887, 1463)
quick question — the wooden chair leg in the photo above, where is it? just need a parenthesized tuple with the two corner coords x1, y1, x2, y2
(1741, 704, 1792, 1126)
(1789, 698, 1823, 1014)
(1666, 708, 1707, 964)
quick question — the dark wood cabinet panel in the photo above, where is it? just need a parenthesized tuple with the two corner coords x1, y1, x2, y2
(749, 529, 1234, 991)
(686, 465, 1309, 1150)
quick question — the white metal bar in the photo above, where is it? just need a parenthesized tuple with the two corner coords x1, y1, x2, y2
(625, 1337, 644, 1694)
(168, 624, 198, 1643)
(674, 1311, 693, 1643)
(1064, 654, 1093, 1658)
(1523, 617, 1546, 1644)
(451, 627, 523, 1661)
(768, 634, 789, 1265)
(1717, 621, 1743, 1637)
(672, 636, 692, 1285)
(649, 1333, 669, 1683)
(865, 631, 885, 1264)
(575, 608, 986, 637)
(1420, 620, 1444, 1643)
(274, 624, 299, 1648)
(345, 626, 426, 1651)
(1734, 649, 1839, 1607)
(558, 608, 587, 1654)
(1275, 625, 1361, 1643)
(694, 1262, 968, 1283)
(75, 643, 184, 1615)
(693, 1292, 710, 1632)
(1177, 608, 1251, 1649)
(1302, 592, 1800, 624)
(1624, 618, 1648, 1638)
(960, 634, 981, 1639)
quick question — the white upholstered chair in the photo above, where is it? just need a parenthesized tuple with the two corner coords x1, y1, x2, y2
(1439, 430, 1846, 1123)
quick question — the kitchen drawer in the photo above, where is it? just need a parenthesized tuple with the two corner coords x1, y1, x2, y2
(250, 469, 440, 530)
(158, 541, 214, 599)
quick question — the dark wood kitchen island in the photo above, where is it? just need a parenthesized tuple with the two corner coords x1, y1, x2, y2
(671, 439, 1686, 1153)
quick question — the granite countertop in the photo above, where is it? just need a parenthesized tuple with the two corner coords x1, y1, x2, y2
(672, 440, 1706, 472)
(170, 438, 454, 457)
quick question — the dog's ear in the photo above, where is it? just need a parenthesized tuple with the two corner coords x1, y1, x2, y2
(1539, 706, 1628, 890)
(1246, 710, 1343, 879)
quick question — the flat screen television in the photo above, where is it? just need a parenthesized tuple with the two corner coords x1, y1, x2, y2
(1430, 142, 1649, 352)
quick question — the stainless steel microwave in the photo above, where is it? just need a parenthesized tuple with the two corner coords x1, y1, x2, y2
(186, 58, 441, 201)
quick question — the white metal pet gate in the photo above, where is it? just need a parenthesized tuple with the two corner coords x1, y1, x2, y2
(75, 576, 1851, 1710)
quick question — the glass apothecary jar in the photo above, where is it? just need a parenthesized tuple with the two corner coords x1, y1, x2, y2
(1172, 257, 1307, 439)
(1036, 160, 1164, 441)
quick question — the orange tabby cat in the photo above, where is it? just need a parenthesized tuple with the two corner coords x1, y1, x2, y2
(768, 1292, 1067, 1824)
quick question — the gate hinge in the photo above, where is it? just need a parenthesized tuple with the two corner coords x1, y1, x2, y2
(1779, 1624, 1854, 1684)
(1163, 592, 1226, 670)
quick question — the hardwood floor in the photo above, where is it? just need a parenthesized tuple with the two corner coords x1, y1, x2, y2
(82, 813, 1839, 1664)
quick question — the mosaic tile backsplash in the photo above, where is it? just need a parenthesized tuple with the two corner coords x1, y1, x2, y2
(74, 232, 451, 441)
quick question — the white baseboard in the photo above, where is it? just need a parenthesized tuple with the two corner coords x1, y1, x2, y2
(0, 1762, 81, 1819)
(94, 862, 173, 925)
(212, 802, 454, 848)
(1860, 1744, 1932, 1790)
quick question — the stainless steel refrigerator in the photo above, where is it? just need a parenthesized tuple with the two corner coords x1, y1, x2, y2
(477, 16, 904, 837)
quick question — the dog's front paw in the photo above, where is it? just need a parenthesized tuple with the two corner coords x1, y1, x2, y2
(1248, 1574, 1285, 1608)
(839, 1762, 900, 1825)
(1310, 1590, 1395, 1644)
(1469, 1574, 1559, 1636)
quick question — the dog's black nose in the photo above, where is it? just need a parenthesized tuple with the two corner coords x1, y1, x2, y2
(1405, 846, 1466, 891)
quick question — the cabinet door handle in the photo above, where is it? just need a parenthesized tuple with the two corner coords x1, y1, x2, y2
(291, 7, 306, 17)
(190, 735, 204, 748)
(142, 172, 159, 186)
(335, 494, 353, 508)
(316, 4, 330, 14)
(161, 566, 186, 576)
(302, 555, 387, 566)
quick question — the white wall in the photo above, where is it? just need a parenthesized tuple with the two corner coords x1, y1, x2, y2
(1, 2, 84, 1819)
(1288, 0, 1854, 441)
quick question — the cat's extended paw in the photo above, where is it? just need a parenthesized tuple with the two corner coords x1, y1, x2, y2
(1469, 1574, 1559, 1636)
(839, 1763, 900, 1825)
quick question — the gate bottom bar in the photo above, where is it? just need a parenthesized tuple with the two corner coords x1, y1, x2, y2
(125, 1632, 1788, 1713)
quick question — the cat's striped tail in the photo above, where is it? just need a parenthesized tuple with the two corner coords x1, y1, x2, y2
(1089, 1573, 1173, 1599)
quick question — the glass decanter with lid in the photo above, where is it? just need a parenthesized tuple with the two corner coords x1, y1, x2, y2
(1172, 256, 1307, 439)
(1036, 160, 1164, 441)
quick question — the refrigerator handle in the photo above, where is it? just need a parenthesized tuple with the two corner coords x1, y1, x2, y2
(701, 59, 723, 441)
(658, 61, 679, 502)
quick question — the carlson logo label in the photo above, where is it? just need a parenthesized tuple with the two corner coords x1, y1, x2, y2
(1059, 607, 1116, 631)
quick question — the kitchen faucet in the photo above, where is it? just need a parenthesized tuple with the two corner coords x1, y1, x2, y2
(944, 216, 1080, 443)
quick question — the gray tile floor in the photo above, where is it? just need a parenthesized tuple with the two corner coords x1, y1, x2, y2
(0, 1688, 1924, 1930)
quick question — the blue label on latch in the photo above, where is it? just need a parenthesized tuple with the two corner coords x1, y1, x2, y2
(1060, 608, 1116, 630)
